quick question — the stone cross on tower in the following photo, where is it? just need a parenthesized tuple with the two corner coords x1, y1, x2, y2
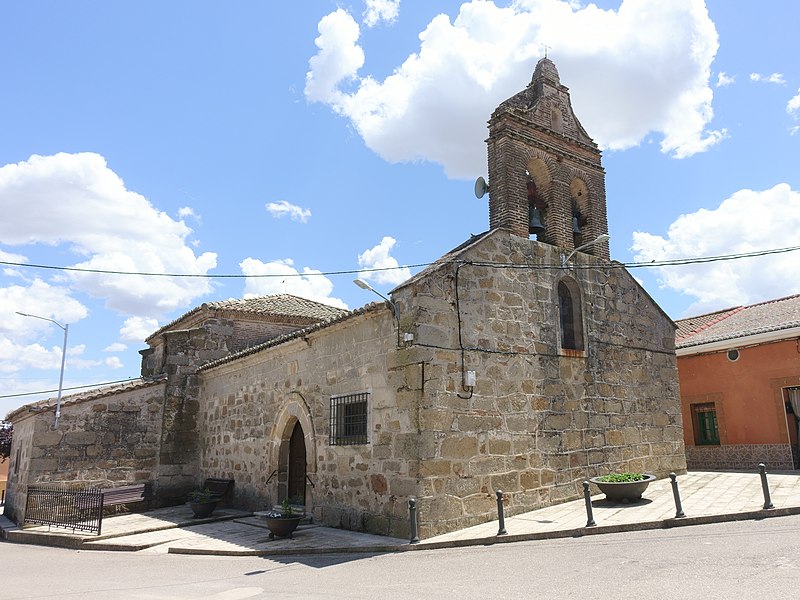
(486, 57, 610, 259)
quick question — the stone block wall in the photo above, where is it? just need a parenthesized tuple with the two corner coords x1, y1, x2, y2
(3, 381, 166, 523)
(197, 308, 418, 538)
(393, 229, 686, 537)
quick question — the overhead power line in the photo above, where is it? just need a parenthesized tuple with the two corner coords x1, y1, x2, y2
(1, 245, 799, 279)
(0, 378, 140, 400)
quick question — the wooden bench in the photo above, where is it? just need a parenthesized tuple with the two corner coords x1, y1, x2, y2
(101, 483, 152, 510)
(202, 478, 234, 506)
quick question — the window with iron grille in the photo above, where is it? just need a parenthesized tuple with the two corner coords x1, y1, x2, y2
(691, 402, 720, 445)
(330, 392, 369, 445)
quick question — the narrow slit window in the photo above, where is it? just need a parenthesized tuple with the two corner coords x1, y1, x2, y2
(557, 279, 584, 351)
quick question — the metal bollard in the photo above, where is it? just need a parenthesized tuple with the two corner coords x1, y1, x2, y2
(669, 473, 686, 518)
(583, 481, 596, 527)
(496, 490, 507, 535)
(408, 498, 420, 544)
(758, 463, 774, 509)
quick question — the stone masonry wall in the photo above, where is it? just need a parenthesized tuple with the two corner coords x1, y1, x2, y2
(393, 229, 686, 538)
(3, 382, 166, 523)
(198, 309, 419, 538)
(156, 321, 232, 503)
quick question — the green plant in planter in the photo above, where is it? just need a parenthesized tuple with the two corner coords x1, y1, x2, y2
(264, 499, 304, 540)
(187, 488, 218, 503)
(596, 472, 645, 483)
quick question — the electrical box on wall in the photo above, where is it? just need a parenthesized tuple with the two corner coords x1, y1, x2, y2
(464, 370, 476, 388)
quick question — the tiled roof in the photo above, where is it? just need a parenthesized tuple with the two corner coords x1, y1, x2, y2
(675, 294, 800, 349)
(147, 294, 349, 341)
(5, 376, 167, 421)
(202, 295, 348, 321)
(199, 302, 386, 372)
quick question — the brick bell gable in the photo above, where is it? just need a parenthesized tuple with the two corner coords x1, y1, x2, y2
(486, 57, 609, 259)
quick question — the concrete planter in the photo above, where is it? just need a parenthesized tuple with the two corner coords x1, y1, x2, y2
(590, 474, 656, 503)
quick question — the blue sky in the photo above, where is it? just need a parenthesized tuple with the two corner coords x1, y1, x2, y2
(2, 0, 799, 418)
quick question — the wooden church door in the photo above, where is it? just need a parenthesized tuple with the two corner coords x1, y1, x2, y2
(287, 421, 306, 503)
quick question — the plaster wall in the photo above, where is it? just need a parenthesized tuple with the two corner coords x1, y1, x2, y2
(679, 338, 800, 469)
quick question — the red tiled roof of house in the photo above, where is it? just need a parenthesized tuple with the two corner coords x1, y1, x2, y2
(675, 294, 800, 349)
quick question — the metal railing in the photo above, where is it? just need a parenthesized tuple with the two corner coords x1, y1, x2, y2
(24, 485, 104, 535)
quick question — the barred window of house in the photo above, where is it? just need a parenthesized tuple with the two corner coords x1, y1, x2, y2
(330, 392, 369, 445)
(691, 403, 720, 446)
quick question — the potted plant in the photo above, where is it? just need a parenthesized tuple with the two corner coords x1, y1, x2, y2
(187, 488, 220, 518)
(589, 472, 656, 503)
(264, 499, 304, 540)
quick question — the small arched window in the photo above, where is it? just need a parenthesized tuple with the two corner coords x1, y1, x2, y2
(557, 278, 584, 351)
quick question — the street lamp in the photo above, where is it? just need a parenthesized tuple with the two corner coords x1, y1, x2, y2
(16, 311, 69, 428)
(353, 279, 402, 346)
(562, 234, 611, 268)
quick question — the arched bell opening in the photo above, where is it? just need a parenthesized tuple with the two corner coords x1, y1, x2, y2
(526, 157, 551, 241)
(570, 178, 590, 250)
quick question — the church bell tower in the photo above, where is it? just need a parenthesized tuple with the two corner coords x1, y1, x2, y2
(486, 57, 609, 259)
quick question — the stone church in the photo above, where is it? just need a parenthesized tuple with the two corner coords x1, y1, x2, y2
(4, 58, 686, 539)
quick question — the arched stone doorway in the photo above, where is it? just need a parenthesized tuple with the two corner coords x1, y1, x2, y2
(273, 397, 316, 512)
(287, 421, 307, 504)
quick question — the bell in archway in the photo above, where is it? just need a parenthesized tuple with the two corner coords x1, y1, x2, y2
(529, 207, 545, 235)
(572, 215, 581, 234)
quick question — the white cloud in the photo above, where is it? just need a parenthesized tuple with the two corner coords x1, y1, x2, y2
(716, 72, 734, 87)
(788, 88, 800, 116)
(306, 0, 722, 178)
(305, 10, 365, 106)
(265, 200, 312, 223)
(0, 279, 88, 339)
(0, 152, 218, 317)
(105, 356, 123, 369)
(357, 236, 412, 285)
(120, 316, 160, 342)
(178, 206, 200, 221)
(363, 0, 400, 27)
(103, 342, 128, 352)
(239, 257, 348, 309)
(750, 72, 785, 84)
(631, 183, 800, 315)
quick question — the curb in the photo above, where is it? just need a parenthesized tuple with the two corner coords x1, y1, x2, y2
(167, 506, 800, 557)
(5, 506, 800, 557)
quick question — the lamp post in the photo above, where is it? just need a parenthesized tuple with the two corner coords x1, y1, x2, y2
(353, 279, 401, 346)
(562, 233, 611, 268)
(16, 312, 68, 428)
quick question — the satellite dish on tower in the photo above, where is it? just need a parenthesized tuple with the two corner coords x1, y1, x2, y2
(474, 176, 489, 199)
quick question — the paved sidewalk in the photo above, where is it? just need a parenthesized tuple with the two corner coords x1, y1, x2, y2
(3, 470, 800, 557)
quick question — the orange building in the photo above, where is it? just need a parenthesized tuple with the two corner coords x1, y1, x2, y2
(676, 295, 800, 470)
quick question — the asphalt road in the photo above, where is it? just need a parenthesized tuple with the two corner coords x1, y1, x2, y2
(2, 515, 799, 599)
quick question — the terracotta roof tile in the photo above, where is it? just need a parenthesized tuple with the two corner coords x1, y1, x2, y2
(675, 294, 800, 349)
(147, 294, 349, 341)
